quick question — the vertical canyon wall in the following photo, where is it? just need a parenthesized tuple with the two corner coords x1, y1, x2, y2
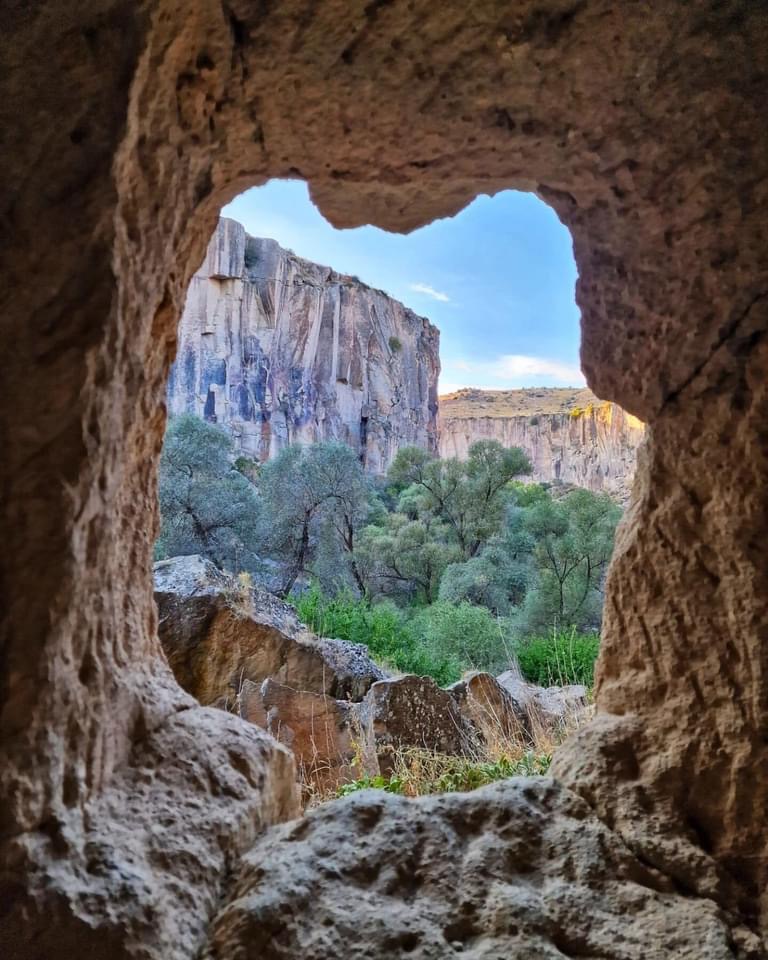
(439, 388, 645, 501)
(168, 218, 440, 474)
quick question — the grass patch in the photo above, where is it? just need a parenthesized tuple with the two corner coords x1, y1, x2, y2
(337, 748, 553, 799)
(515, 628, 599, 686)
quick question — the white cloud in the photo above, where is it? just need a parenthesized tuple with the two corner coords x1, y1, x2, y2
(408, 282, 450, 303)
(444, 354, 585, 388)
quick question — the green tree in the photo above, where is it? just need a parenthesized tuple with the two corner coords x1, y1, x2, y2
(514, 488, 621, 634)
(409, 600, 512, 675)
(156, 414, 261, 571)
(258, 441, 374, 596)
(387, 440, 531, 559)
(355, 513, 461, 603)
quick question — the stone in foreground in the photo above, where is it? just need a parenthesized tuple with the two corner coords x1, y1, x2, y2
(207, 778, 756, 959)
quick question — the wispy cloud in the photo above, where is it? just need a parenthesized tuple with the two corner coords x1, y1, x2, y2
(408, 282, 450, 303)
(450, 354, 585, 386)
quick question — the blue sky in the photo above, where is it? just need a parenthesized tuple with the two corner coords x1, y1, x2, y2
(222, 181, 584, 394)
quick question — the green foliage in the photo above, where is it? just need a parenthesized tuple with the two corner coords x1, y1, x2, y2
(408, 600, 512, 675)
(258, 441, 374, 596)
(515, 628, 600, 686)
(156, 414, 261, 572)
(338, 774, 405, 796)
(157, 426, 618, 691)
(511, 487, 621, 636)
(355, 512, 461, 603)
(337, 750, 551, 798)
(438, 542, 529, 614)
(388, 335, 402, 353)
(387, 440, 532, 560)
(294, 585, 457, 684)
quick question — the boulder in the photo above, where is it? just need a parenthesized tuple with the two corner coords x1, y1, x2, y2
(358, 675, 471, 775)
(239, 678, 365, 793)
(449, 671, 533, 747)
(497, 668, 589, 733)
(154, 556, 385, 705)
(208, 779, 747, 960)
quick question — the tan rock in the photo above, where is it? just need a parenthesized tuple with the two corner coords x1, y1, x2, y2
(439, 390, 645, 503)
(3, 0, 768, 954)
(154, 555, 386, 704)
(239, 678, 364, 793)
(450, 671, 533, 748)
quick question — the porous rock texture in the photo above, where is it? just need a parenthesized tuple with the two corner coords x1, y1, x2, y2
(155, 555, 385, 703)
(439, 389, 645, 502)
(168, 217, 440, 473)
(206, 780, 760, 960)
(2, 1, 767, 956)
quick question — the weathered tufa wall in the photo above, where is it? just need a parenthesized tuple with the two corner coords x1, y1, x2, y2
(439, 389, 645, 501)
(169, 217, 439, 472)
(2, 1, 767, 957)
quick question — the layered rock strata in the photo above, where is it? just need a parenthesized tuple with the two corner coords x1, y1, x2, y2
(440, 388, 645, 501)
(168, 218, 440, 474)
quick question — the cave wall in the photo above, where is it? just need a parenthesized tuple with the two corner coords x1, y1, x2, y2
(169, 217, 439, 472)
(1, 0, 766, 955)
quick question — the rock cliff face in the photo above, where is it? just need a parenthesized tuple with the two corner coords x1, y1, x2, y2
(168, 218, 440, 474)
(439, 388, 645, 501)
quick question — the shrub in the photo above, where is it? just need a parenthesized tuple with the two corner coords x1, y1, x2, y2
(294, 585, 457, 684)
(515, 628, 599, 686)
(408, 600, 513, 676)
(388, 335, 403, 353)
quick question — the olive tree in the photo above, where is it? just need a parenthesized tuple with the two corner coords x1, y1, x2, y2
(156, 414, 261, 572)
(257, 441, 374, 596)
(387, 440, 531, 558)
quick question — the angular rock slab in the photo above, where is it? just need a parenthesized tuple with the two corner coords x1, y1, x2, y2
(154, 555, 385, 704)
(497, 669, 589, 733)
(206, 778, 758, 959)
(450, 671, 533, 748)
(240, 678, 364, 792)
(358, 675, 473, 775)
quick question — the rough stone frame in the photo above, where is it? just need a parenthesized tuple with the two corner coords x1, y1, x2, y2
(1, 1, 767, 956)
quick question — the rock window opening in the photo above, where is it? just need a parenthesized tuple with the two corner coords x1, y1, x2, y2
(4, 5, 767, 957)
(154, 179, 643, 807)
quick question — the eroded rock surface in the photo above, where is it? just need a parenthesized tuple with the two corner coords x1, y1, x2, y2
(450, 671, 533, 747)
(497, 670, 589, 732)
(168, 218, 440, 473)
(358, 675, 472, 775)
(154, 555, 385, 704)
(440, 389, 645, 502)
(240, 678, 362, 793)
(3, 0, 768, 955)
(207, 780, 761, 960)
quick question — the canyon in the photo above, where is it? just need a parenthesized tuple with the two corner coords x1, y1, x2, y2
(172, 220, 643, 498)
(168, 218, 440, 474)
(440, 387, 645, 501)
